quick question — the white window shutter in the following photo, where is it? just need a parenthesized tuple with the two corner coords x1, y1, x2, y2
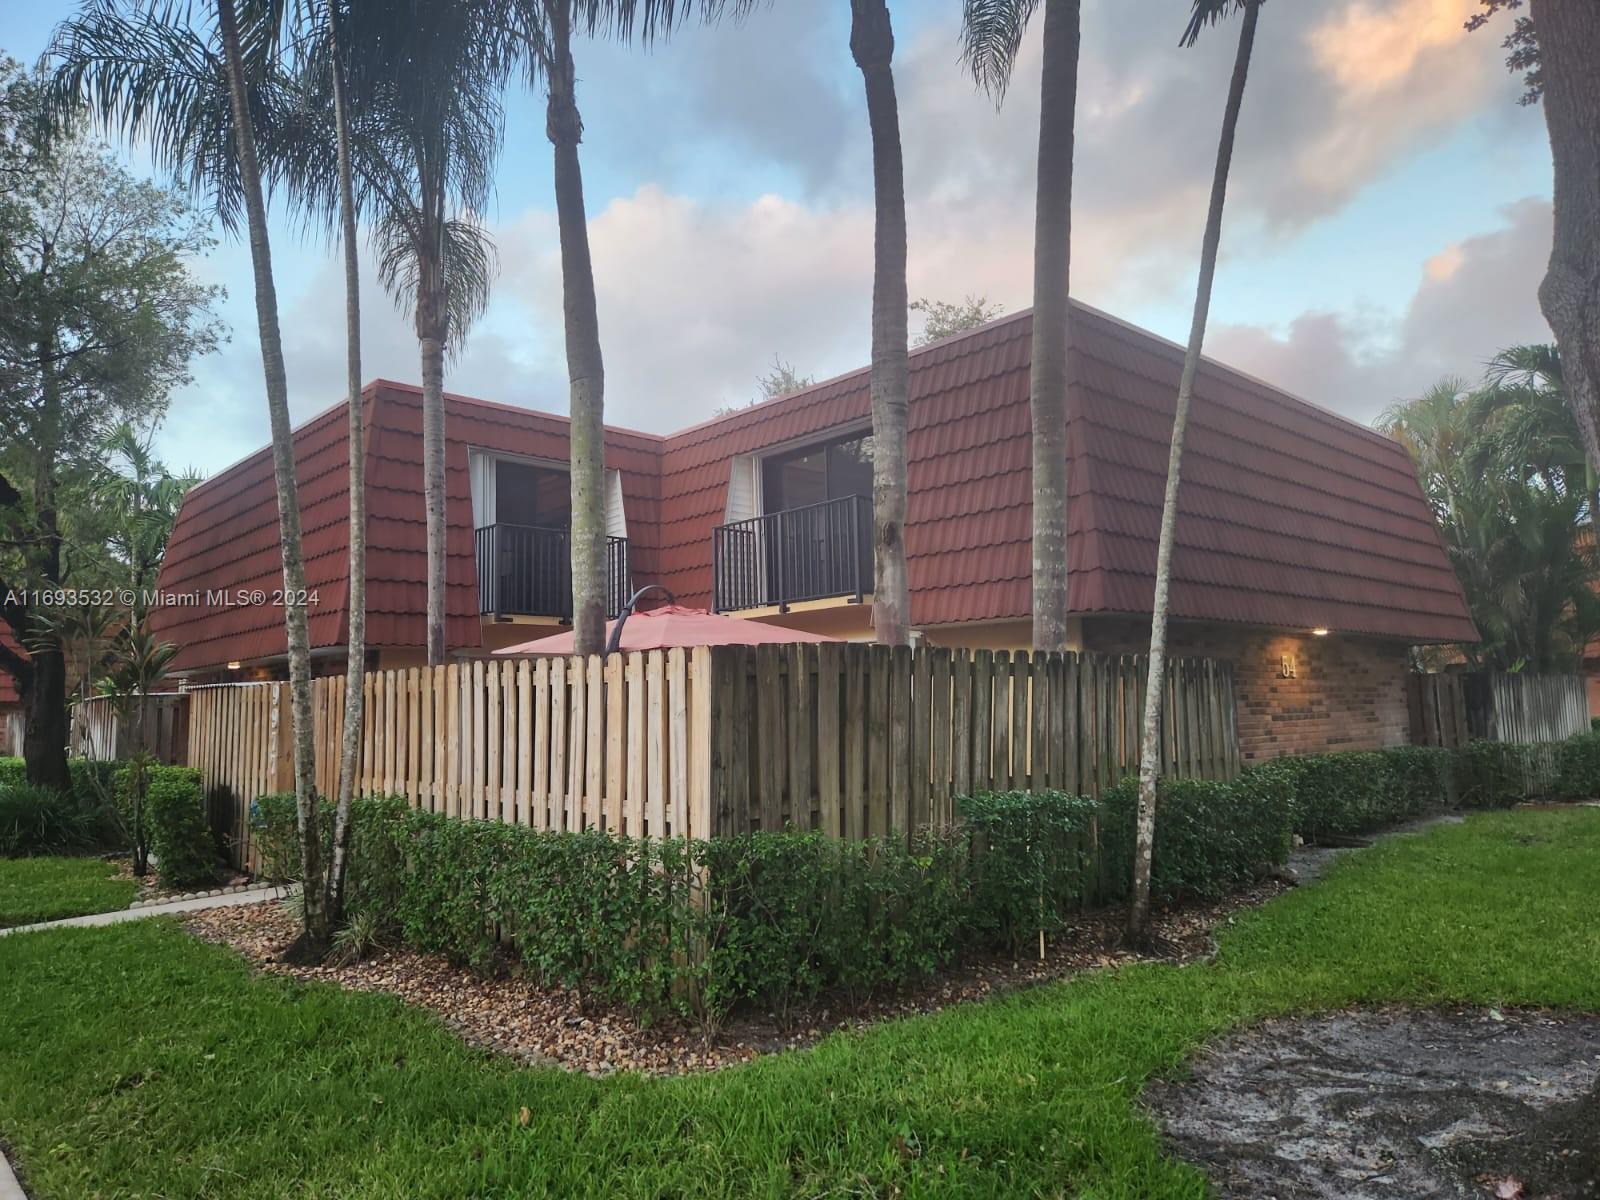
(725, 455, 759, 523)
(605, 470, 627, 539)
(468, 451, 495, 527)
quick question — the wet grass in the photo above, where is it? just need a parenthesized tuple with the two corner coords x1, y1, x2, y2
(1, 808, 1597, 1198)
(0, 856, 137, 929)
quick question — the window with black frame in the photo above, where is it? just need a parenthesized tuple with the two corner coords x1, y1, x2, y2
(758, 431, 875, 604)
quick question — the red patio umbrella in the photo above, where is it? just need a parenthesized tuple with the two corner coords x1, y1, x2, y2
(491, 605, 841, 655)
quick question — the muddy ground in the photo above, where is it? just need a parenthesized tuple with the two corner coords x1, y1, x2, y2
(1146, 1007, 1600, 1199)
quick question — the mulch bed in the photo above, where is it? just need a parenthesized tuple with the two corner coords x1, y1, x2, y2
(182, 879, 1285, 1077)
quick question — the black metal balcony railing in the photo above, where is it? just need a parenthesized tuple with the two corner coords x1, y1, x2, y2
(475, 524, 629, 619)
(712, 494, 872, 612)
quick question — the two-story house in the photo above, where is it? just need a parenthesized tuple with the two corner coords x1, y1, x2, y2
(148, 302, 1477, 762)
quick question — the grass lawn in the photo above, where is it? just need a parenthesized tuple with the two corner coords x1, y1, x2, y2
(0, 857, 137, 930)
(1, 809, 1597, 1198)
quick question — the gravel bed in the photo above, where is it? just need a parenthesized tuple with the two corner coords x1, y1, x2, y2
(183, 880, 1285, 1078)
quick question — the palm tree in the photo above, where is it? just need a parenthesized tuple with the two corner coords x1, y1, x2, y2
(849, 0, 911, 646)
(961, 0, 1080, 652)
(1128, 0, 1261, 944)
(503, 0, 734, 655)
(1383, 356, 1600, 674)
(100, 618, 179, 877)
(98, 422, 199, 598)
(536, 0, 610, 654)
(49, 0, 327, 955)
(283, 0, 367, 924)
(333, 1, 503, 668)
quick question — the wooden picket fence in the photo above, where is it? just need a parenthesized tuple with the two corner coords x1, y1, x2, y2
(1408, 671, 1587, 749)
(181, 645, 1239, 870)
(70, 693, 188, 764)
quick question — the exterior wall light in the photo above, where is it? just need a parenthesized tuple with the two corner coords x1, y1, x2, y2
(1311, 628, 1330, 637)
(226, 660, 242, 670)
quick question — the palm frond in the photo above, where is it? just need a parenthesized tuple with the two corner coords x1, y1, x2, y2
(1180, 0, 1255, 48)
(46, 0, 299, 232)
(959, 0, 1041, 102)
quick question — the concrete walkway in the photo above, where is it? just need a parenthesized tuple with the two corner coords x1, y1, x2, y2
(0, 884, 291, 938)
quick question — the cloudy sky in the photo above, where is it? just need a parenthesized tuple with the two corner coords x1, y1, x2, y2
(2, 0, 1554, 475)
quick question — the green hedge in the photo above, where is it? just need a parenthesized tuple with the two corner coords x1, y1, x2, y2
(1556, 732, 1600, 799)
(1245, 745, 1456, 842)
(959, 791, 1099, 953)
(0, 757, 23, 789)
(117, 765, 217, 888)
(252, 772, 1292, 1022)
(1098, 771, 1295, 904)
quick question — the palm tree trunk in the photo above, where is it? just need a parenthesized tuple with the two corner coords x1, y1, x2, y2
(850, 0, 910, 647)
(546, 7, 607, 657)
(1029, 0, 1080, 652)
(1128, 0, 1259, 944)
(215, 0, 325, 955)
(1529, 0, 1600, 482)
(326, 0, 365, 925)
(418, 259, 448, 667)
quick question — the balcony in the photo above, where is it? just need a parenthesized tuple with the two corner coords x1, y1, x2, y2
(474, 523, 629, 620)
(712, 494, 872, 612)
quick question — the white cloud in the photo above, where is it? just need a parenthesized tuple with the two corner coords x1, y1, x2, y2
(1207, 198, 1555, 423)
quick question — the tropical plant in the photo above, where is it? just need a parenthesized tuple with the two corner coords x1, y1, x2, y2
(960, 0, 1080, 652)
(98, 618, 178, 875)
(98, 423, 201, 599)
(323, 0, 504, 668)
(1129, 0, 1261, 943)
(1381, 345, 1600, 673)
(848, 0, 911, 647)
(50, 0, 326, 953)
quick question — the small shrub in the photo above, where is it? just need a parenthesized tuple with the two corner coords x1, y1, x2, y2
(700, 828, 971, 1017)
(0, 783, 94, 856)
(122, 765, 217, 888)
(959, 791, 1097, 954)
(1098, 771, 1294, 904)
(1454, 741, 1534, 809)
(1556, 732, 1600, 799)
(0, 757, 25, 789)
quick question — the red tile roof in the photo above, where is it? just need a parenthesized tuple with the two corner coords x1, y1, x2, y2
(150, 383, 663, 671)
(152, 303, 1476, 671)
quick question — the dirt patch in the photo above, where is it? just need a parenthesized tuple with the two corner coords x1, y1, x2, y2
(1146, 1007, 1600, 1199)
(183, 881, 1283, 1077)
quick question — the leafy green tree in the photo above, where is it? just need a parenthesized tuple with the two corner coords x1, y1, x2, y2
(910, 295, 1004, 346)
(1382, 346, 1600, 673)
(1130, 0, 1262, 943)
(0, 59, 220, 791)
(961, 0, 1080, 652)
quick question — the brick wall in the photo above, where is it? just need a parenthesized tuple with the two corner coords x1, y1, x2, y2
(1083, 619, 1413, 762)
